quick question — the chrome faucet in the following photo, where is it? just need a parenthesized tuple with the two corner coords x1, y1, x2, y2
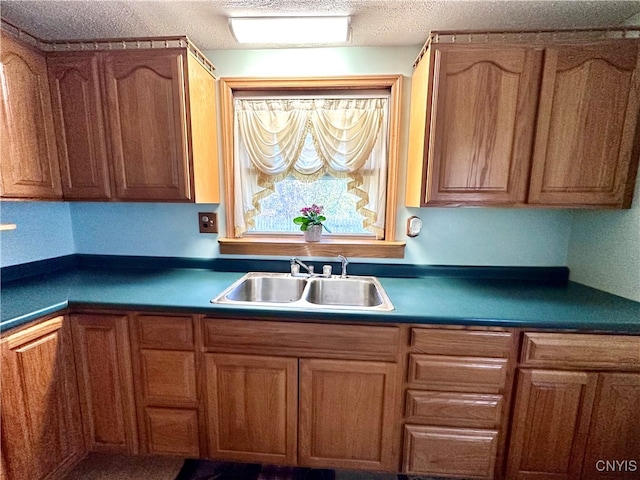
(290, 257, 314, 276)
(338, 255, 349, 278)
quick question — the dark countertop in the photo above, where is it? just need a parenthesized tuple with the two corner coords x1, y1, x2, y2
(2, 266, 639, 333)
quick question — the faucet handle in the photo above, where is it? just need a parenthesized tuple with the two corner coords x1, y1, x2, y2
(338, 255, 349, 278)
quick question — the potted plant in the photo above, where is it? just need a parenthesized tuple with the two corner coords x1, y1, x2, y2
(293, 204, 331, 242)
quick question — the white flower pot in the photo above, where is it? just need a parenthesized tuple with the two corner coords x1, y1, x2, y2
(304, 224, 323, 242)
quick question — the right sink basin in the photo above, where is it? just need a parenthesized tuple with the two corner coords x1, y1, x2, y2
(305, 277, 387, 308)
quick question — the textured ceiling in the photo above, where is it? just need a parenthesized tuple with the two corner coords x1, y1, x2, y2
(1, 1, 640, 50)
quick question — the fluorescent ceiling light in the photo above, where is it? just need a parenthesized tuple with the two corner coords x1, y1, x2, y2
(229, 16, 350, 45)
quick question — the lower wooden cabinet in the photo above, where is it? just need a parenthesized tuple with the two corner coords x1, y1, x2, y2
(3, 311, 639, 480)
(71, 313, 138, 454)
(201, 318, 402, 472)
(507, 369, 598, 480)
(129, 314, 201, 457)
(299, 358, 399, 471)
(582, 373, 640, 480)
(404, 425, 499, 479)
(508, 371, 640, 480)
(508, 332, 640, 480)
(0, 316, 84, 480)
(403, 327, 517, 480)
(204, 353, 298, 464)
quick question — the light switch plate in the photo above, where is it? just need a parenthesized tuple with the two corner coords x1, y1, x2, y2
(199, 212, 218, 234)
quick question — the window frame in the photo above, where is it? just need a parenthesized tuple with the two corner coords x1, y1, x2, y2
(218, 76, 405, 259)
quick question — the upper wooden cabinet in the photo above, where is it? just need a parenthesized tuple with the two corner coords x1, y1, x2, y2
(407, 44, 543, 206)
(47, 46, 220, 202)
(529, 42, 640, 207)
(47, 53, 111, 199)
(0, 32, 62, 199)
(407, 36, 640, 208)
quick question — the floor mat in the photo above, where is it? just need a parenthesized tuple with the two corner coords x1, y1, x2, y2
(175, 460, 335, 480)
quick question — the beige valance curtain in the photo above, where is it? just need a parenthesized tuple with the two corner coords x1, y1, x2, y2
(233, 97, 388, 237)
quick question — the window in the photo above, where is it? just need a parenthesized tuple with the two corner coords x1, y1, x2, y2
(218, 77, 405, 258)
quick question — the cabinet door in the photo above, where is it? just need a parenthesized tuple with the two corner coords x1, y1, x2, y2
(0, 32, 62, 199)
(425, 45, 542, 205)
(299, 358, 399, 471)
(507, 369, 598, 480)
(204, 353, 298, 464)
(581, 373, 640, 480)
(0, 316, 84, 480)
(71, 313, 138, 454)
(102, 50, 190, 201)
(529, 41, 640, 207)
(47, 53, 111, 199)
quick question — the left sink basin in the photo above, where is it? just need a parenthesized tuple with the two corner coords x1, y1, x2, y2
(219, 273, 307, 303)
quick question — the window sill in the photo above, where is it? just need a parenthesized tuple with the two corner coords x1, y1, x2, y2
(218, 237, 406, 258)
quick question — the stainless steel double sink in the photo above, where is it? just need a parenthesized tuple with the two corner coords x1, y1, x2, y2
(211, 272, 394, 311)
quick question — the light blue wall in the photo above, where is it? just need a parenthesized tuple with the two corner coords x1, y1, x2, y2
(4, 46, 575, 268)
(70, 202, 220, 258)
(403, 207, 572, 266)
(0, 201, 75, 267)
(567, 177, 640, 302)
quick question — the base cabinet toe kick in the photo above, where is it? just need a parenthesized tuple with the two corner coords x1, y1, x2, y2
(1, 311, 639, 480)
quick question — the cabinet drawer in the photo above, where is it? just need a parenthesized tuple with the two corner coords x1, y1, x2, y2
(403, 425, 498, 479)
(408, 355, 508, 393)
(203, 318, 399, 361)
(411, 328, 514, 358)
(135, 315, 194, 350)
(405, 391, 503, 428)
(145, 408, 200, 457)
(140, 350, 197, 407)
(521, 333, 640, 369)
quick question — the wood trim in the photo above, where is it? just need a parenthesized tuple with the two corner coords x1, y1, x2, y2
(218, 75, 404, 257)
(0, 20, 216, 74)
(218, 236, 405, 258)
(405, 49, 431, 207)
(186, 52, 220, 203)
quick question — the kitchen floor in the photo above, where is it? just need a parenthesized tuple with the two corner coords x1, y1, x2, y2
(62, 453, 184, 480)
(61, 453, 425, 480)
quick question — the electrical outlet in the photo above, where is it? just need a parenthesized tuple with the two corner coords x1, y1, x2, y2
(198, 212, 218, 234)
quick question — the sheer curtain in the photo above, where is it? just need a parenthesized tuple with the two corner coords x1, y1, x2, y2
(233, 97, 388, 238)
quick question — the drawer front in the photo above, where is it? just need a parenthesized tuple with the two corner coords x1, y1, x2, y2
(403, 425, 498, 479)
(521, 333, 640, 369)
(411, 328, 514, 358)
(405, 390, 503, 428)
(135, 315, 194, 350)
(140, 350, 197, 407)
(145, 408, 200, 457)
(203, 318, 399, 361)
(408, 355, 508, 393)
